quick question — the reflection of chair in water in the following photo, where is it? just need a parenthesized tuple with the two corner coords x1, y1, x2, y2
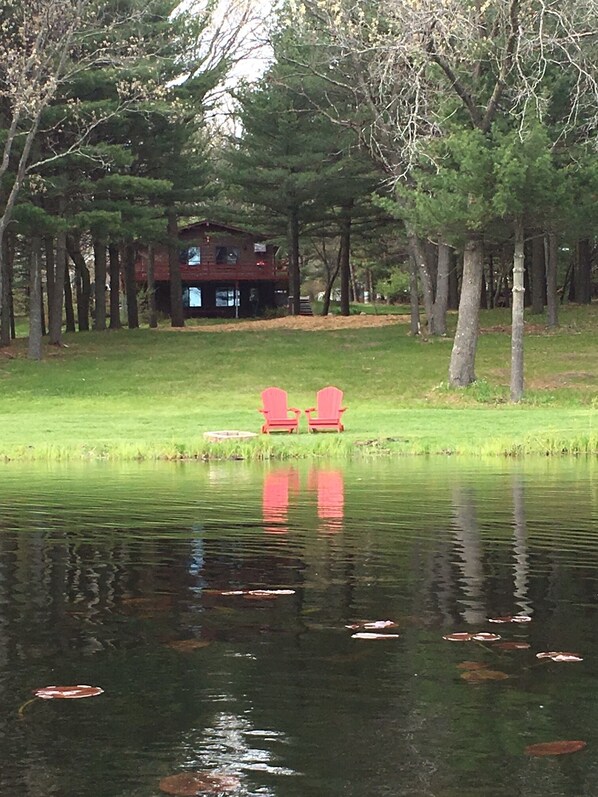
(309, 469, 344, 532)
(262, 469, 300, 533)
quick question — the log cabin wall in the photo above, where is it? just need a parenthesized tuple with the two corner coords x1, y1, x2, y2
(135, 221, 289, 318)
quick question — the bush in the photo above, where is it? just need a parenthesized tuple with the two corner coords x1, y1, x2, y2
(378, 268, 412, 303)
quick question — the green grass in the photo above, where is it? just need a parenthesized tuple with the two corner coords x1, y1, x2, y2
(1, 305, 596, 461)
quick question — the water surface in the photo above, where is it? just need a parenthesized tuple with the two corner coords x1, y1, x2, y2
(0, 458, 596, 796)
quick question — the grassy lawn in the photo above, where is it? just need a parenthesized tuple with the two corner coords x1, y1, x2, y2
(0, 305, 596, 461)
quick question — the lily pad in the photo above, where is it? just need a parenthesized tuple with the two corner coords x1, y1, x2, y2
(536, 651, 583, 662)
(456, 661, 489, 670)
(524, 740, 587, 756)
(550, 653, 583, 662)
(472, 633, 502, 642)
(488, 615, 532, 624)
(159, 771, 240, 795)
(443, 633, 473, 642)
(34, 685, 104, 699)
(345, 620, 398, 630)
(461, 669, 510, 682)
(494, 641, 531, 651)
(166, 640, 211, 653)
(351, 632, 400, 640)
(220, 589, 295, 600)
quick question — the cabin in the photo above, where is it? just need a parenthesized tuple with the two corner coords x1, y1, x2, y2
(135, 220, 289, 318)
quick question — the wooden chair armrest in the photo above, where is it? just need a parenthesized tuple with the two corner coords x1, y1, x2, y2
(304, 407, 316, 414)
(339, 407, 347, 414)
(289, 407, 301, 417)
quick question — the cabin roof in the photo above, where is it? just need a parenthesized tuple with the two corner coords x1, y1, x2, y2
(181, 219, 272, 241)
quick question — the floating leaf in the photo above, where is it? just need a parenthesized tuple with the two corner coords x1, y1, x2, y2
(457, 661, 489, 670)
(363, 620, 398, 630)
(351, 632, 400, 640)
(551, 653, 583, 662)
(524, 740, 587, 757)
(34, 685, 104, 700)
(443, 633, 473, 642)
(242, 592, 279, 601)
(166, 640, 211, 653)
(346, 620, 397, 631)
(494, 641, 531, 651)
(536, 651, 583, 662)
(159, 771, 241, 795)
(461, 669, 510, 682)
(221, 589, 295, 599)
(472, 633, 502, 642)
(488, 615, 531, 624)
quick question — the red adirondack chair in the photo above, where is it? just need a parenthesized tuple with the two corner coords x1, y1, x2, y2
(259, 387, 301, 434)
(305, 386, 346, 432)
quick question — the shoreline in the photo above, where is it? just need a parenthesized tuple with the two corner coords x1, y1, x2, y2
(0, 430, 595, 463)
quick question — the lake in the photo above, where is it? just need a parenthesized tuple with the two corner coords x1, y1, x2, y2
(0, 458, 596, 796)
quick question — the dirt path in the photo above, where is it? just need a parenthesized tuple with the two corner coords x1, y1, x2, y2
(159, 314, 409, 332)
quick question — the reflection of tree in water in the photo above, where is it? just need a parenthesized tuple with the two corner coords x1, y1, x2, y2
(450, 486, 486, 625)
(512, 474, 532, 617)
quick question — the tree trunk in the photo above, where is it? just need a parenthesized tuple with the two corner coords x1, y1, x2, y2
(545, 233, 559, 328)
(487, 253, 495, 309)
(167, 210, 184, 327)
(523, 240, 531, 307)
(448, 251, 460, 310)
(511, 218, 525, 402)
(67, 233, 91, 331)
(349, 260, 358, 303)
(147, 245, 158, 328)
(45, 236, 55, 335)
(433, 242, 450, 335)
(28, 236, 43, 360)
(0, 231, 12, 346)
(287, 207, 301, 316)
(108, 244, 121, 329)
(40, 280, 46, 337)
(409, 255, 420, 336)
(530, 233, 545, 314)
(366, 267, 374, 303)
(49, 232, 67, 345)
(407, 233, 435, 335)
(576, 239, 592, 304)
(64, 265, 76, 333)
(448, 236, 484, 386)
(566, 252, 576, 301)
(322, 246, 341, 316)
(123, 243, 139, 329)
(480, 261, 488, 310)
(93, 239, 107, 331)
(339, 201, 352, 316)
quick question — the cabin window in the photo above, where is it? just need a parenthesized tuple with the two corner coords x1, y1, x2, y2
(179, 246, 201, 266)
(254, 242, 267, 253)
(215, 246, 240, 265)
(183, 287, 202, 307)
(215, 288, 239, 307)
